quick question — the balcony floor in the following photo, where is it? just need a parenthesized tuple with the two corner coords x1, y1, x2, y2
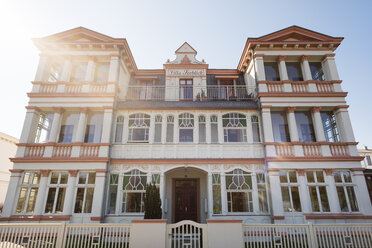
(118, 100, 258, 109)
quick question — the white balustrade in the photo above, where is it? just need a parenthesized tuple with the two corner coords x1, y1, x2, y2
(53, 144, 72, 157)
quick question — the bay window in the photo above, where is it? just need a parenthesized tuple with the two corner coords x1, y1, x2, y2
(306, 171, 330, 212)
(279, 171, 302, 212)
(34, 113, 53, 143)
(122, 170, 146, 213)
(58, 112, 79, 143)
(16, 172, 40, 214)
(321, 111, 340, 142)
(295, 112, 315, 142)
(223, 113, 247, 142)
(74, 172, 95, 213)
(286, 62, 303, 81)
(84, 113, 103, 143)
(264, 62, 280, 81)
(179, 113, 194, 142)
(333, 171, 359, 212)
(44, 172, 68, 214)
(128, 113, 150, 142)
(226, 169, 253, 212)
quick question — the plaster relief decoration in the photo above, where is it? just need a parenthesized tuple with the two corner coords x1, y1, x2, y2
(165, 42, 206, 65)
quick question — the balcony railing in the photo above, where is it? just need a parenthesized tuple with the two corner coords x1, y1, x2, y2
(125, 85, 256, 101)
(259, 80, 343, 95)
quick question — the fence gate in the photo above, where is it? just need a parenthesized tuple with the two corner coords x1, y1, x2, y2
(167, 220, 207, 248)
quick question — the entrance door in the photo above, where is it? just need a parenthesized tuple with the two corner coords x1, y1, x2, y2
(174, 179, 198, 223)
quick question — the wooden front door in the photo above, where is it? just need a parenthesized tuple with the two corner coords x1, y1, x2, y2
(173, 179, 199, 223)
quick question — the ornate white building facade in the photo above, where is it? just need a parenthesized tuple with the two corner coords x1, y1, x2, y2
(1, 26, 371, 224)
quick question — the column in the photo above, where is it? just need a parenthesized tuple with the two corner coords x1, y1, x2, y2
(61, 57, 72, 82)
(334, 105, 355, 142)
(85, 57, 96, 82)
(287, 107, 303, 157)
(297, 169, 311, 213)
(277, 56, 288, 81)
(322, 54, 340, 81)
(91, 170, 107, 221)
(48, 107, 64, 143)
(300, 55, 312, 81)
(34, 170, 50, 215)
(174, 114, 179, 143)
(268, 170, 284, 218)
(220, 172, 227, 215)
(246, 114, 254, 143)
(108, 55, 120, 82)
(324, 169, 340, 213)
(63, 170, 78, 215)
(207, 173, 213, 218)
(254, 54, 266, 81)
(217, 113, 224, 144)
(311, 107, 332, 156)
(261, 106, 275, 157)
(149, 113, 155, 144)
(352, 169, 372, 215)
(19, 107, 40, 144)
(160, 172, 165, 218)
(99, 107, 114, 157)
(206, 113, 211, 144)
(74, 108, 89, 143)
(251, 172, 259, 213)
(194, 113, 199, 144)
(1, 170, 23, 217)
(122, 112, 129, 143)
(161, 113, 167, 144)
(34, 55, 49, 82)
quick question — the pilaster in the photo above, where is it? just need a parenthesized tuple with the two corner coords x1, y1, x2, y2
(297, 169, 311, 213)
(85, 57, 96, 82)
(300, 55, 312, 81)
(206, 113, 211, 144)
(322, 54, 340, 81)
(254, 54, 266, 81)
(161, 113, 167, 144)
(34, 55, 49, 82)
(34, 170, 50, 215)
(74, 108, 89, 143)
(49, 107, 64, 143)
(334, 105, 355, 142)
(194, 114, 199, 144)
(19, 107, 41, 144)
(220, 173, 227, 215)
(352, 170, 372, 215)
(217, 114, 224, 144)
(268, 170, 284, 218)
(277, 56, 288, 81)
(324, 169, 340, 213)
(108, 55, 120, 82)
(91, 170, 107, 221)
(61, 57, 72, 82)
(1, 170, 23, 217)
(174, 114, 179, 143)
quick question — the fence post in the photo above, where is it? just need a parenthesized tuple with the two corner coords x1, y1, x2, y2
(55, 222, 66, 248)
(307, 222, 317, 248)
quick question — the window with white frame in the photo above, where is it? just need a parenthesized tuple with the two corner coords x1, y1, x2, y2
(71, 62, 88, 82)
(179, 113, 194, 142)
(309, 62, 325, 81)
(210, 115, 219, 143)
(115, 116, 124, 143)
(152, 173, 160, 187)
(306, 171, 330, 212)
(199, 115, 206, 143)
(44, 172, 68, 214)
(122, 170, 147, 213)
(74, 172, 95, 213)
(154, 115, 162, 143)
(279, 171, 302, 212)
(94, 62, 110, 83)
(128, 113, 150, 142)
(223, 113, 247, 142)
(212, 173, 222, 214)
(226, 169, 253, 212)
(34, 113, 54, 143)
(16, 172, 40, 214)
(47, 61, 63, 82)
(333, 171, 359, 212)
(256, 173, 268, 213)
(166, 115, 174, 143)
(251, 115, 261, 142)
(321, 111, 340, 142)
(84, 113, 103, 143)
(108, 174, 119, 214)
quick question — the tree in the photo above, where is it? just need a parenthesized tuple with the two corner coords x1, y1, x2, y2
(144, 182, 162, 219)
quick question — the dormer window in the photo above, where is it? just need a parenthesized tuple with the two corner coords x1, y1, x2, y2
(179, 79, 193, 100)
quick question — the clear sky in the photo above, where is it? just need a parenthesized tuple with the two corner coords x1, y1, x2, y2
(0, 0, 371, 148)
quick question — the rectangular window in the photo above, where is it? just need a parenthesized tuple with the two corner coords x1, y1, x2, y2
(306, 171, 330, 212)
(223, 113, 247, 142)
(226, 169, 253, 212)
(108, 174, 118, 214)
(74, 172, 95, 213)
(94, 62, 110, 83)
(271, 112, 290, 142)
(321, 112, 340, 142)
(212, 174, 222, 214)
(279, 171, 302, 212)
(58, 113, 79, 143)
(295, 112, 316, 142)
(48, 61, 63, 82)
(152, 173, 161, 187)
(179, 113, 194, 142)
(367, 155, 372, 166)
(179, 79, 193, 100)
(264, 62, 280, 81)
(210, 115, 219, 143)
(84, 113, 103, 143)
(166, 115, 174, 143)
(256, 173, 268, 213)
(45, 172, 68, 214)
(115, 116, 124, 143)
(154, 115, 162, 143)
(35, 113, 54, 143)
(199, 116, 206, 143)
(309, 62, 325, 81)
(16, 172, 40, 214)
(334, 171, 359, 212)
(251, 115, 261, 142)
(286, 62, 303, 81)
(128, 114, 150, 142)
(71, 62, 88, 82)
(122, 170, 146, 213)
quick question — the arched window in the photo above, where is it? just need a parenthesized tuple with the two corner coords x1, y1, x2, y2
(166, 115, 174, 142)
(115, 116, 124, 143)
(210, 115, 219, 143)
(154, 115, 162, 143)
(225, 169, 253, 212)
(199, 115, 206, 143)
(122, 170, 147, 213)
(251, 115, 261, 142)
(223, 113, 247, 142)
(179, 113, 194, 142)
(128, 113, 150, 142)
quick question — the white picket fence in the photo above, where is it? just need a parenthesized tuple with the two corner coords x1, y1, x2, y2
(0, 222, 371, 248)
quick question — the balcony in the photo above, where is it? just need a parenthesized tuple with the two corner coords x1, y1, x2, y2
(125, 85, 256, 101)
(258, 80, 346, 97)
(28, 81, 116, 97)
